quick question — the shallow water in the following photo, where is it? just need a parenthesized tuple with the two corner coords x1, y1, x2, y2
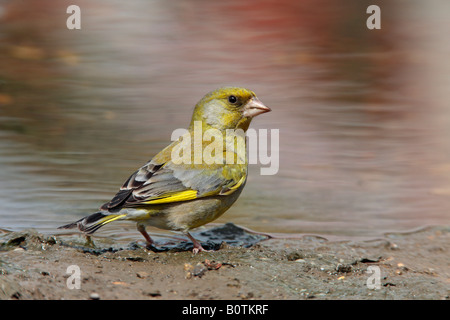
(0, 0, 449, 243)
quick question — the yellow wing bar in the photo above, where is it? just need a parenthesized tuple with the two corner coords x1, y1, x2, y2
(142, 175, 245, 205)
(143, 190, 198, 205)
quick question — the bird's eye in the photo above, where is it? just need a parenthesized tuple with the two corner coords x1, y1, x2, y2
(228, 95, 238, 104)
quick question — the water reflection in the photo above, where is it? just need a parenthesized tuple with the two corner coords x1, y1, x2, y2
(0, 0, 449, 242)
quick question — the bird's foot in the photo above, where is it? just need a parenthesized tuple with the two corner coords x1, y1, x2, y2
(186, 232, 212, 254)
(192, 244, 212, 254)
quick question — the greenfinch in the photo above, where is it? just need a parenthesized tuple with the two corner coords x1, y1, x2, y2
(59, 87, 271, 253)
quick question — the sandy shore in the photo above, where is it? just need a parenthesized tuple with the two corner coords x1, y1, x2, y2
(0, 225, 448, 300)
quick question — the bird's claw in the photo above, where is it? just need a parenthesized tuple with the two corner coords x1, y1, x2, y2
(192, 245, 212, 254)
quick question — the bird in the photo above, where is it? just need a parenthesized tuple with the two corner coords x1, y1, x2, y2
(59, 87, 271, 253)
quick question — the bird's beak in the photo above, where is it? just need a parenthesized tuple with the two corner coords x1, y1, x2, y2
(243, 97, 271, 118)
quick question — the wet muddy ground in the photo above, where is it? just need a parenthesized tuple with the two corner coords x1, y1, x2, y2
(0, 224, 448, 300)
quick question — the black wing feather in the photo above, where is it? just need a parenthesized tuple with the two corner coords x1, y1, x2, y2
(100, 164, 164, 211)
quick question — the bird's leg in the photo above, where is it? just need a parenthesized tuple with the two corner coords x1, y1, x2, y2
(137, 224, 154, 247)
(84, 235, 95, 247)
(186, 232, 211, 254)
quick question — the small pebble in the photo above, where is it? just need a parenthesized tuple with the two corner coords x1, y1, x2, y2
(89, 293, 100, 300)
(193, 263, 207, 277)
(336, 264, 352, 273)
(136, 271, 149, 279)
(145, 290, 161, 297)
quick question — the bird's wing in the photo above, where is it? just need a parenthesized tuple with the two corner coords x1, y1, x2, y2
(100, 141, 246, 211)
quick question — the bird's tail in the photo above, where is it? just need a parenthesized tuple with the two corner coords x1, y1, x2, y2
(58, 212, 126, 234)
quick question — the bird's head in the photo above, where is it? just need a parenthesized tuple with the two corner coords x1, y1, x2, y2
(190, 87, 271, 132)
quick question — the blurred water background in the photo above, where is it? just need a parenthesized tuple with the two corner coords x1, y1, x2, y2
(0, 0, 449, 243)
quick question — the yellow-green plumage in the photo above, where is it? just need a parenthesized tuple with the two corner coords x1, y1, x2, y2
(59, 87, 271, 253)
